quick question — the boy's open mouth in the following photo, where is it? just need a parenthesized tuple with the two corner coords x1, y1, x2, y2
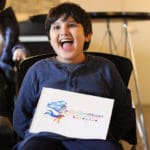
(60, 40, 74, 50)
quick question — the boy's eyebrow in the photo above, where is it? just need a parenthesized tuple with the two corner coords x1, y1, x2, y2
(52, 19, 77, 25)
(67, 20, 78, 24)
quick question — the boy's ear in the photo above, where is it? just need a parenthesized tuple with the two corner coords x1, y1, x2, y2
(85, 33, 92, 42)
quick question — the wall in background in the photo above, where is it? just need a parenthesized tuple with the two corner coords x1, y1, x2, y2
(6, 0, 60, 21)
(5, 0, 150, 105)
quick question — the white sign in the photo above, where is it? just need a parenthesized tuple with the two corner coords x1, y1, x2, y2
(29, 87, 114, 140)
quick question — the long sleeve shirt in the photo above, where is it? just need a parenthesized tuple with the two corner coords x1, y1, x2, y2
(13, 54, 135, 150)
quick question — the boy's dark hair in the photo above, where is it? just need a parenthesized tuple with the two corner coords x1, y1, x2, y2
(45, 2, 92, 50)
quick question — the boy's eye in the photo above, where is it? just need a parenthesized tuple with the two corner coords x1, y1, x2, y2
(52, 25, 60, 30)
(68, 23, 77, 28)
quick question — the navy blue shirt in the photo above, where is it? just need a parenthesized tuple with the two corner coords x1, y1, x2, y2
(13, 55, 134, 149)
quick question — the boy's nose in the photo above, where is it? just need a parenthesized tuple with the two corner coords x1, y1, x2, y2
(60, 28, 70, 37)
(60, 26, 69, 34)
(60, 32, 69, 37)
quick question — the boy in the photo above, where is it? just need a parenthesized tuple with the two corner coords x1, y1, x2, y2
(13, 2, 135, 150)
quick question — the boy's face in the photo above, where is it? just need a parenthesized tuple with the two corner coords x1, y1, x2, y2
(49, 15, 91, 64)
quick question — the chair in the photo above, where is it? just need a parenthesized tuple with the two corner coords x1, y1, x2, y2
(17, 51, 137, 150)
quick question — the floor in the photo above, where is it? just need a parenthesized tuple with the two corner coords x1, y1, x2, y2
(122, 105, 150, 150)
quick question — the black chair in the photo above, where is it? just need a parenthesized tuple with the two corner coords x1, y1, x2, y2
(17, 51, 137, 149)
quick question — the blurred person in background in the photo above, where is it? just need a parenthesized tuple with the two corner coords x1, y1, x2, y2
(0, 0, 29, 149)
